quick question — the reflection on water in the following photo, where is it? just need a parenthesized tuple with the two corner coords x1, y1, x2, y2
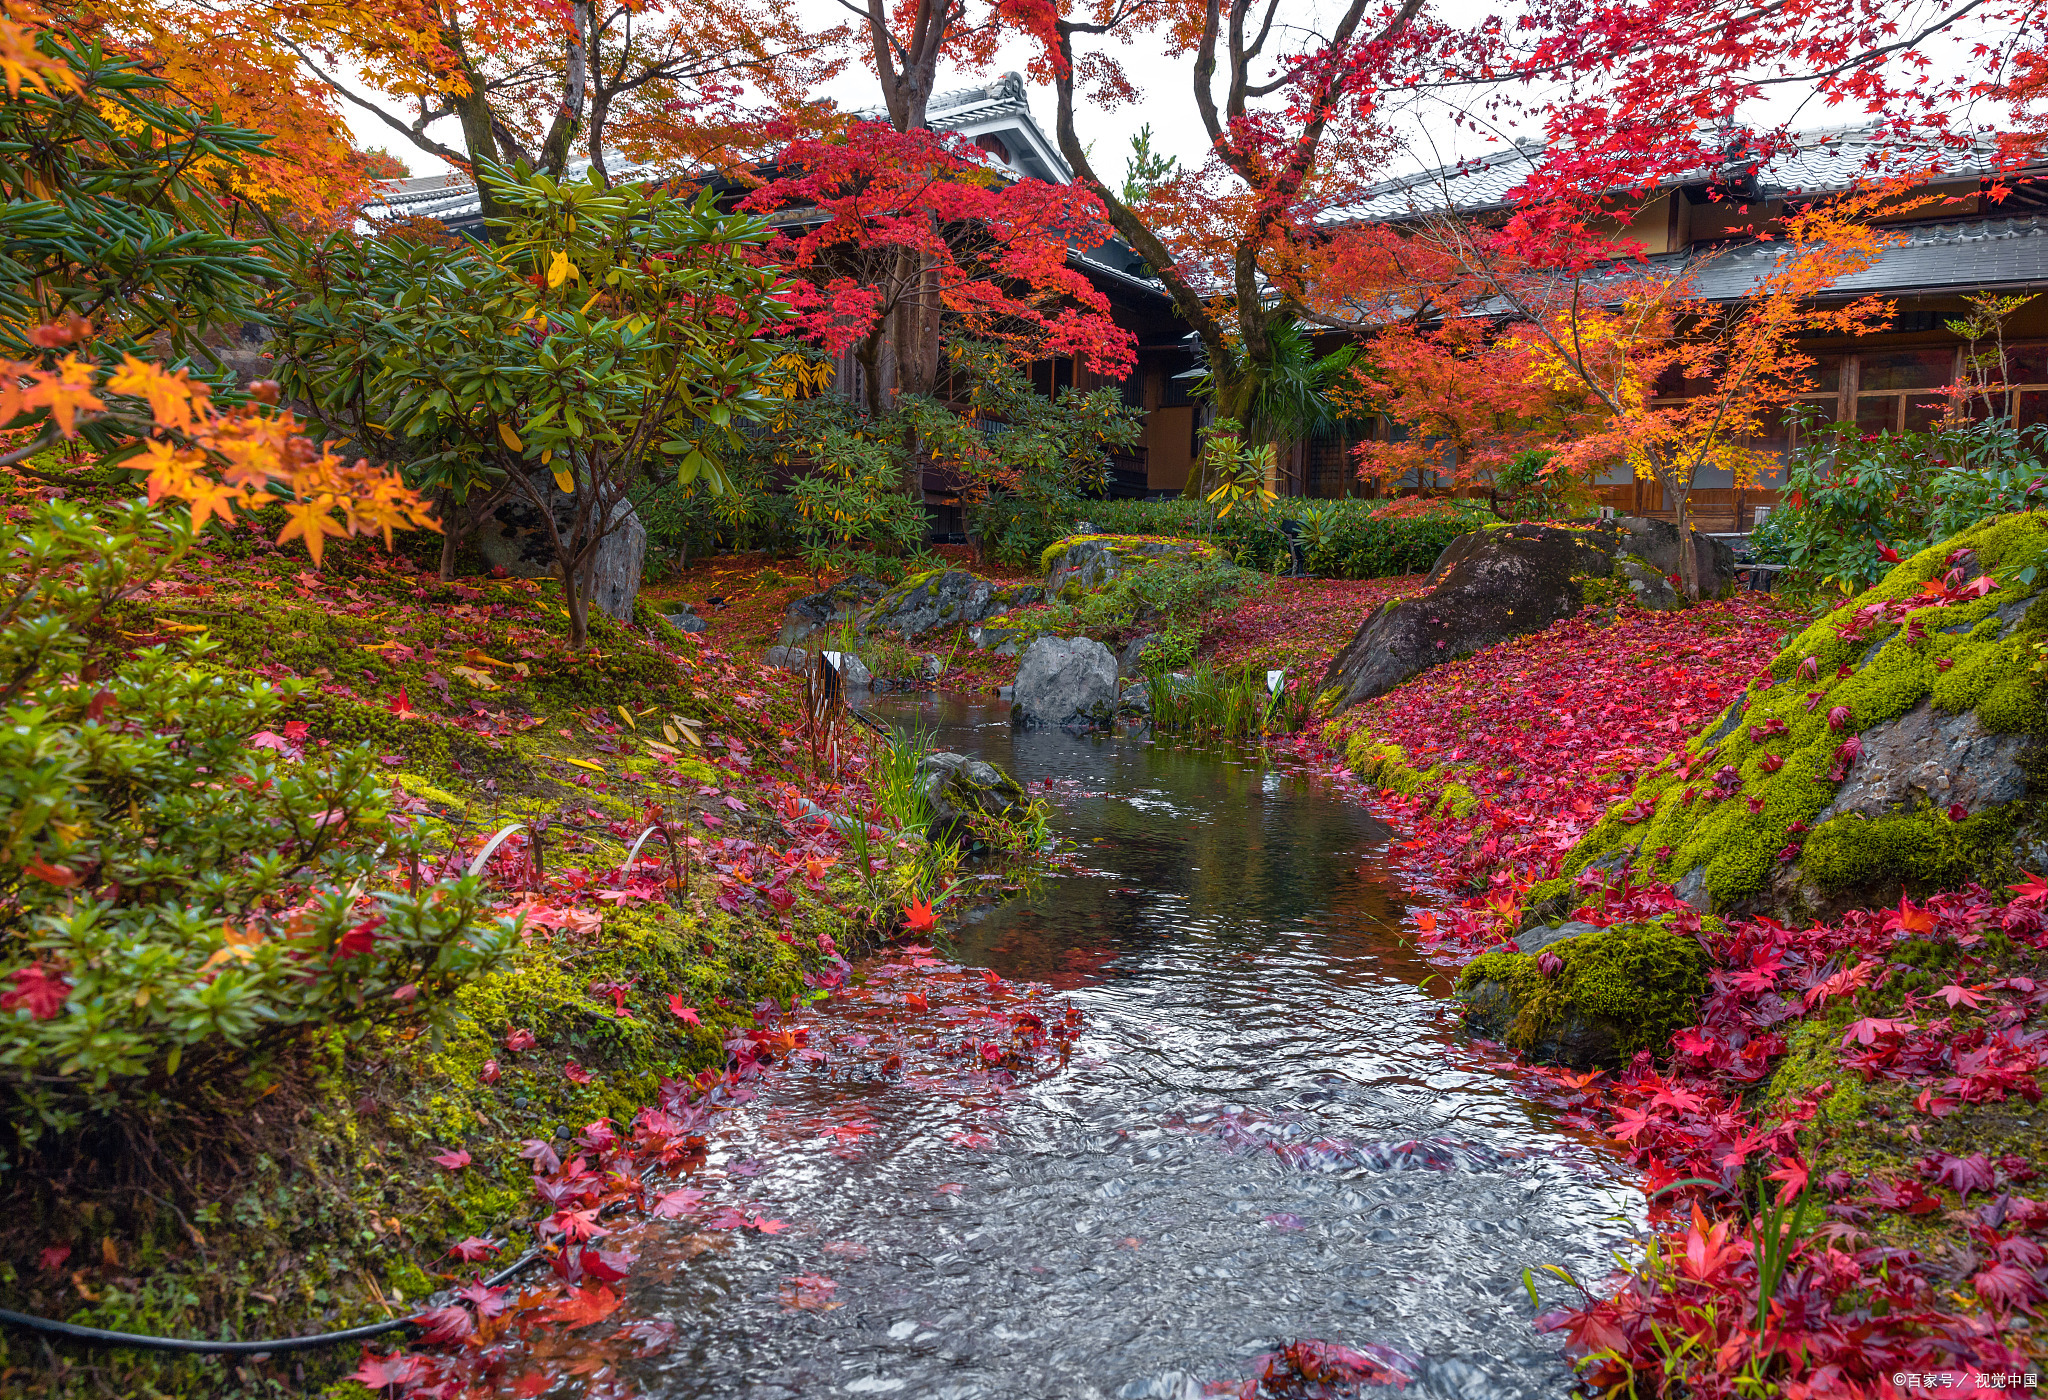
(625, 698, 1638, 1398)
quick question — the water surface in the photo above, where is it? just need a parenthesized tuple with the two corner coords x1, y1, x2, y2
(624, 699, 1638, 1398)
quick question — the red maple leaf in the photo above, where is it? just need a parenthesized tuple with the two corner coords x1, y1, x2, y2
(903, 896, 937, 934)
(346, 1349, 421, 1392)
(1923, 1152, 1998, 1197)
(668, 995, 702, 1026)
(2008, 871, 2048, 906)
(1840, 1017, 1914, 1047)
(412, 1304, 473, 1345)
(563, 1061, 593, 1084)
(504, 1027, 537, 1052)
(551, 1208, 609, 1243)
(1, 963, 70, 1020)
(650, 1188, 707, 1218)
(543, 1284, 624, 1329)
(445, 1236, 498, 1262)
(430, 1149, 472, 1171)
(455, 1279, 509, 1317)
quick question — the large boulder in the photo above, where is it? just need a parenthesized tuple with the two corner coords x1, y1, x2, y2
(473, 482, 647, 622)
(1556, 512, 2048, 923)
(1455, 920, 1710, 1069)
(1011, 636, 1119, 729)
(1041, 534, 1210, 600)
(1320, 523, 1610, 710)
(917, 751, 1032, 843)
(1318, 517, 1738, 712)
(858, 571, 1042, 640)
(779, 575, 887, 646)
(1608, 516, 1740, 600)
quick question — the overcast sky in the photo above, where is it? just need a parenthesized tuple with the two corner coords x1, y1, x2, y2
(348, 0, 1996, 186)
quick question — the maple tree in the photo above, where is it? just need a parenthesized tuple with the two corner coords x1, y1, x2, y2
(119, 0, 839, 228)
(1016, 0, 1425, 485)
(741, 118, 1134, 430)
(1358, 190, 1900, 597)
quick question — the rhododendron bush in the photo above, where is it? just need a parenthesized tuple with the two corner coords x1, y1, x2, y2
(1299, 591, 2048, 1394)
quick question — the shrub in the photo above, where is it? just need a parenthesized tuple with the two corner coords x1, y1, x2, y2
(0, 499, 516, 1154)
(1763, 415, 2048, 591)
(1068, 496, 1488, 578)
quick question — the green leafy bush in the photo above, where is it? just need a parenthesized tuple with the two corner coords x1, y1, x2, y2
(790, 425, 930, 573)
(1080, 496, 1488, 578)
(0, 499, 516, 1153)
(1762, 415, 2048, 591)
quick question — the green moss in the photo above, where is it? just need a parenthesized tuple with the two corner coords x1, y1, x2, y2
(1560, 512, 2048, 910)
(1573, 571, 1631, 611)
(1799, 802, 2021, 894)
(1521, 876, 1575, 922)
(1455, 920, 1709, 1063)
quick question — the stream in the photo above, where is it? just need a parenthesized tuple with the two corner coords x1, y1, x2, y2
(616, 698, 1642, 1399)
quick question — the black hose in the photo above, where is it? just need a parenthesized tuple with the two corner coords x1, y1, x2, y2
(0, 1247, 547, 1355)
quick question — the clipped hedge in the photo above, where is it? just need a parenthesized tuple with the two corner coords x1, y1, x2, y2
(1078, 497, 1492, 579)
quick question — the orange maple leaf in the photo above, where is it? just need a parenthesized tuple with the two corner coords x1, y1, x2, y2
(543, 1284, 623, 1329)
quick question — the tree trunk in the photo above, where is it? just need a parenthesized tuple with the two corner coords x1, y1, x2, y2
(438, 493, 460, 581)
(1671, 474, 1701, 601)
(540, 0, 592, 178)
(560, 551, 592, 649)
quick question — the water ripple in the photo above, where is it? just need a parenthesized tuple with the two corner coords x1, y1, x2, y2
(625, 699, 1638, 1399)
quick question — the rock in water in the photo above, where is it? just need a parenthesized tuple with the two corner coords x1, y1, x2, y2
(779, 575, 887, 646)
(1012, 636, 1119, 729)
(473, 482, 648, 622)
(858, 571, 1042, 641)
(1320, 523, 1610, 710)
(1455, 920, 1709, 1069)
(917, 751, 1032, 843)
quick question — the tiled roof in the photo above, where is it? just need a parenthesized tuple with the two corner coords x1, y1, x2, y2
(1325, 126, 2017, 226)
(1685, 213, 2048, 301)
(362, 75, 1056, 228)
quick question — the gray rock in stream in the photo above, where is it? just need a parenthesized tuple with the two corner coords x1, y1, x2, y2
(918, 751, 1031, 842)
(1011, 636, 1119, 729)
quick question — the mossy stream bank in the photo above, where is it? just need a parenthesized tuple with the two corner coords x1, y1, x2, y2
(0, 519, 952, 1400)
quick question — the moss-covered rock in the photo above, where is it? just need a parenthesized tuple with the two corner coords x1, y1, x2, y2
(856, 570, 1043, 641)
(1559, 513, 2048, 920)
(1039, 534, 1212, 596)
(1455, 920, 1710, 1067)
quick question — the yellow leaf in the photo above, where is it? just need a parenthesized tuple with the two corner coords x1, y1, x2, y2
(563, 757, 606, 773)
(662, 723, 679, 742)
(616, 705, 636, 729)
(547, 251, 574, 288)
(462, 648, 513, 669)
(552, 467, 575, 493)
(498, 422, 523, 451)
(449, 664, 499, 690)
(679, 726, 702, 747)
(157, 621, 208, 634)
(646, 740, 678, 755)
